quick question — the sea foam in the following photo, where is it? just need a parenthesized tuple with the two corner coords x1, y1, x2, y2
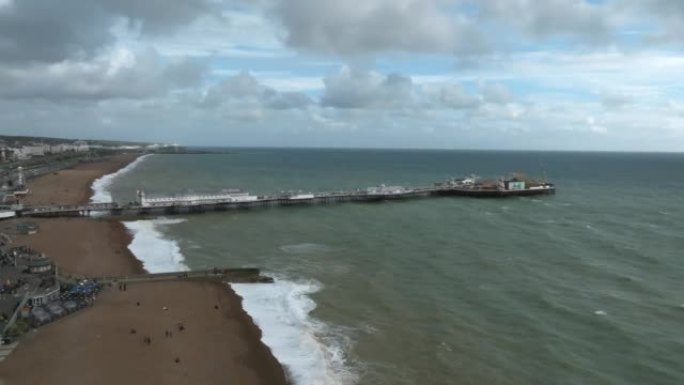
(123, 218, 189, 273)
(232, 278, 356, 385)
(90, 154, 152, 203)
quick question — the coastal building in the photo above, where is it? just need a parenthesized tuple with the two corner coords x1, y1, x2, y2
(15, 144, 46, 159)
(26, 255, 53, 274)
(28, 284, 60, 307)
(0, 245, 66, 336)
(73, 140, 89, 152)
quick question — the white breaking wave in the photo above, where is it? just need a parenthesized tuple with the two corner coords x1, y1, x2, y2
(121, 211, 354, 384)
(232, 278, 357, 385)
(90, 154, 152, 203)
(123, 218, 189, 273)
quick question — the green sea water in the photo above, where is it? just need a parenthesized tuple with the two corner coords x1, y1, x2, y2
(107, 149, 684, 385)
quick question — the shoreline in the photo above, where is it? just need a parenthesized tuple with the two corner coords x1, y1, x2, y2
(0, 153, 290, 385)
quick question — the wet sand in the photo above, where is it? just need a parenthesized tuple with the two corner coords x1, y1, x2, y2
(0, 154, 289, 385)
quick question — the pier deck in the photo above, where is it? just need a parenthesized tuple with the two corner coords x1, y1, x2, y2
(13, 184, 555, 219)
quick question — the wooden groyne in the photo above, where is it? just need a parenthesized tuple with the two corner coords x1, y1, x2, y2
(93, 267, 274, 285)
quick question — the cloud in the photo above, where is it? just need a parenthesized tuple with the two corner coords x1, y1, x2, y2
(321, 67, 414, 108)
(474, 0, 610, 42)
(267, 92, 314, 109)
(620, 0, 684, 42)
(0, 48, 206, 100)
(438, 85, 480, 109)
(261, 0, 485, 56)
(201, 71, 312, 110)
(601, 92, 633, 109)
(0, 0, 214, 63)
(252, 0, 626, 58)
(480, 82, 513, 104)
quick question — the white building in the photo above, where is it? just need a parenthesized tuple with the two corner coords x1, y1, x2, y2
(16, 144, 47, 159)
(73, 140, 89, 152)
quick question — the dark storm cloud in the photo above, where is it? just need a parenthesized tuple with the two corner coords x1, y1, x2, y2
(0, 0, 215, 63)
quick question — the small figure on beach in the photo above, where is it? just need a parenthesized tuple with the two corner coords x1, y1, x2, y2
(143, 336, 151, 345)
(136, 301, 140, 306)
(174, 357, 180, 364)
(177, 322, 185, 332)
(214, 305, 219, 310)
(130, 329, 136, 334)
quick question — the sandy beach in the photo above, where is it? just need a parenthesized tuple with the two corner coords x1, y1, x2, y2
(3, 217, 143, 277)
(0, 154, 289, 385)
(20, 153, 139, 206)
(0, 280, 288, 385)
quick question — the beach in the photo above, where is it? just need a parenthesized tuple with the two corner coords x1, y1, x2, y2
(20, 153, 140, 206)
(0, 155, 289, 385)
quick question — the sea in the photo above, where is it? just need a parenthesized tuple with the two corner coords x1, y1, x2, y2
(91, 149, 684, 385)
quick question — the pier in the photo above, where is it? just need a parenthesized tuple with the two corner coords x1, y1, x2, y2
(10, 181, 555, 219)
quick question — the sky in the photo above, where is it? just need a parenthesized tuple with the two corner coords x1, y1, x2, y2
(0, 0, 683, 151)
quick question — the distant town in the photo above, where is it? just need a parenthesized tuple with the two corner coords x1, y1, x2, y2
(0, 135, 182, 206)
(0, 135, 176, 162)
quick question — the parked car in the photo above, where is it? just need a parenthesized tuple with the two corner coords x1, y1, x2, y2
(45, 302, 65, 317)
(30, 307, 52, 326)
(62, 300, 78, 313)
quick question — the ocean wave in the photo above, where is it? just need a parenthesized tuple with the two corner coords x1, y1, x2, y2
(90, 154, 152, 203)
(280, 243, 333, 254)
(123, 220, 354, 384)
(123, 218, 189, 273)
(232, 277, 357, 385)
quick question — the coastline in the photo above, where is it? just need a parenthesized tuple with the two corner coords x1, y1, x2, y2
(20, 153, 140, 206)
(0, 154, 289, 385)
